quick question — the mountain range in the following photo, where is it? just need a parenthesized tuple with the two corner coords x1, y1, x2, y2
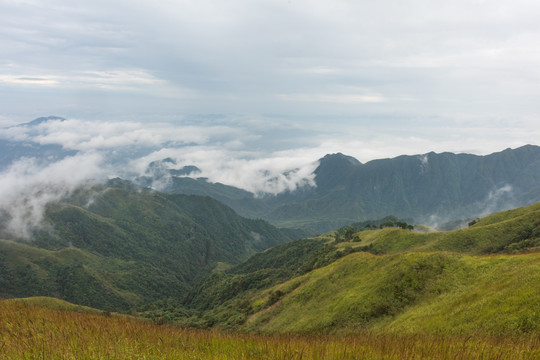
(147, 145, 540, 233)
(2, 117, 539, 233)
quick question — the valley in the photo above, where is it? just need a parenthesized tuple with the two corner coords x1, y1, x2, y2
(0, 144, 539, 358)
(4, 0, 540, 355)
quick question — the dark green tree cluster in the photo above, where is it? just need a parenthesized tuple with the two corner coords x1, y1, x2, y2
(334, 217, 415, 242)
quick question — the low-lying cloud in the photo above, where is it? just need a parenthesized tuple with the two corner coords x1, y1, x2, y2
(0, 115, 535, 239)
(0, 116, 322, 238)
(0, 152, 105, 239)
(135, 147, 319, 195)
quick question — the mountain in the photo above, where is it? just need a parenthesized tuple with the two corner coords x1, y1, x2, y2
(16, 115, 66, 127)
(0, 184, 302, 310)
(265, 145, 540, 230)
(152, 145, 540, 233)
(159, 202, 540, 334)
(0, 116, 76, 169)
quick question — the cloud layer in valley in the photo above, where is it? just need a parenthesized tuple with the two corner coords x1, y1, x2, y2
(0, 115, 537, 238)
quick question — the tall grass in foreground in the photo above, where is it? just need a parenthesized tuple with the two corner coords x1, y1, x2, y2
(1, 300, 539, 359)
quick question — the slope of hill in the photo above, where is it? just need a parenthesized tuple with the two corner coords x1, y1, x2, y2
(10, 296, 105, 314)
(167, 202, 540, 335)
(0, 185, 301, 310)
(3, 299, 537, 360)
(247, 251, 540, 335)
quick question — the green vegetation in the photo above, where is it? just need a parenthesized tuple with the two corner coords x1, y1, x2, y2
(1, 300, 538, 359)
(144, 202, 540, 336)
(0, 185, 300, 311)
(246, 251, 540, 335)
(1, 178, 539, 358)
(334, 216, 415, 243)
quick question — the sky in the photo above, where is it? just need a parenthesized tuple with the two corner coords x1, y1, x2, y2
(1, 0, 540, 237)
(1, 0, 540, 185)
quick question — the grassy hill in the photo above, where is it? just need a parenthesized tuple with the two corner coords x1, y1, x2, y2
(247, 251, 540, 335)
(1, 202, 539, 358)
(8, 296, 105, 314)
(1, 298, 538, 359)
(170, 202, 540, 335)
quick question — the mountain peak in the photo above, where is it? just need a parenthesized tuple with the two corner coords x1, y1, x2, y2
(19, 116, 66, 127)
(320, 152, 362, 166)
(314, 153, 362, 191)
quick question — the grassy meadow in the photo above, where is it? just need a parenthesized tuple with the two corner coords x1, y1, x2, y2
(0, 299, 539, 359)
(246, 251, 540, 335)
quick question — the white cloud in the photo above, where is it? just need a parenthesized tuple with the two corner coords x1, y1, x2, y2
(0, 75, 59, 86)
(0, 118, 239, 150)
(1, 0, 539, 238)
(0, 69, 193, 99)
(277, 93, 385, 104)
(0, 153, 105, 239)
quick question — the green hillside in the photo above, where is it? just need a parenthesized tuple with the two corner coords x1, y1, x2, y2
(0, 185, 300, 311)
(247, 251, 540, 335)
(0, 239, 139, 310)
(169, 202, 540, 335)
(2, 180, 539, 336)
(9, 296, 105, 314)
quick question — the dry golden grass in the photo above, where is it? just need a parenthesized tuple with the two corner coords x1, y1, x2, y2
(1, 300, 539, 359)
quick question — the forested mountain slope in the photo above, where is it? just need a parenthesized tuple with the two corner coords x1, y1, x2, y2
(0, 185, 300, 310)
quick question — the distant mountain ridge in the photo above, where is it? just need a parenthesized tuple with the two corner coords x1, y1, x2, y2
(268, 145, 540, 228)
(152, 145, 540, 232)
(0, 116, 74, 168)
(16, 115, 66, 127)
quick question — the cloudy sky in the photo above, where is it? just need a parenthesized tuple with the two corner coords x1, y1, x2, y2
(1, 0, 540, 237)
(1, 0, 540, 165)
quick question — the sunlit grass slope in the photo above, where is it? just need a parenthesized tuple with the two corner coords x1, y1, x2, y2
(173, 203, 540, 333)
(247, 251, 540, 335)
(8, 296, 104, 314)
(353, 202, 540, 255)
(1, 299, 539, 359)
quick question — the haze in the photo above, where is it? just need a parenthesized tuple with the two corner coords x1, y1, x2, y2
(1, 0, 539, 176)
